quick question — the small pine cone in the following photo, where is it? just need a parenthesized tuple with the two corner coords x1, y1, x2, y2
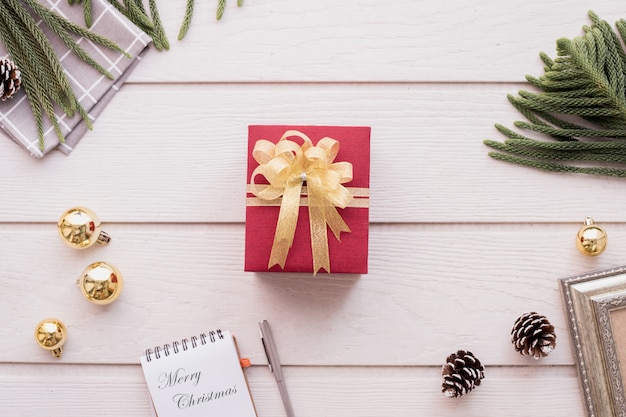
(0, 57, 21, 101)
(511, 312, 556, 359)
(441, 350, 485, 398)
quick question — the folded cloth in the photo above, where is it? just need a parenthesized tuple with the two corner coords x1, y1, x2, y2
(0, 0, 151, 158)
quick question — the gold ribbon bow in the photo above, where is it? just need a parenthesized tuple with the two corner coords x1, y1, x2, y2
(249, 130, 354, 274)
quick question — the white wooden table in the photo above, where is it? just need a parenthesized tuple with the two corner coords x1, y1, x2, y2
(1, 1, 624, 415)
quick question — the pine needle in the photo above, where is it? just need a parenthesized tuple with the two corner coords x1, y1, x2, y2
(485, 10, 626, 178)
(148, 0, 170, 50)
(6, 0, 75, 107)
(0, 0, 131, 150)
(132, 0, 147, 14)
(70, 0, 169, 50)
(488, 152, 626, 178)
(217, 0, 226, 20)
(111, 1, 154, 30)
(178, 0, 246, 41)
(178, 0, 195, 40)
(84, 0, 92, 27)
(30, 0, 131, 58)
(26, 2, 114, 79)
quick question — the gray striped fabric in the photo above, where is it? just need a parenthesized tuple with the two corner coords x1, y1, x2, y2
(0, 0, 151, 158)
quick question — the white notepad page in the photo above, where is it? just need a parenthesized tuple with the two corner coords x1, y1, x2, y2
(140, 330, 256, 417)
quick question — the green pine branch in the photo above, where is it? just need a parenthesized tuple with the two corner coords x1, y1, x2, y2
(0, 0, 130, 151)
(216, 0, 226, 20)
(67, 0, 93, 28)
(70, 0, 246, 43)
(147, 0, 169, 50)
(178, 0, 245, 40)
(484, 11, 626, 178)
(178, 0, 195, 40)
(69, 0, 170, 50)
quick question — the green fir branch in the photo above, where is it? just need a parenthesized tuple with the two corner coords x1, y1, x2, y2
(487, 152, 626, 178)
(216, 0, 226, 20)
(484, 11, 626, 178)
(148, 0, 169, 50)
(66, 0, 93, 27)
(0, 12, 46, 148)
(485, 141, 626, 165)
(178, 0, 195, 40)
(84, 0, 93, 27)
(0, 0, 130, 150)
(505, 95, 577, 140)
(513, 121, 626, 138)
(503, 138, 626, 152)
(2, 4, 74, 132)
(0, 21, 65, 145)
(23, 2, 114, 82)
(109, 1, 154, 30)
(133, 0, 147, 14)
(69, 0, 169, 50)
(178, 0, 246, 40)
(5, 0, 74, 110)
(30, 0, 130, 58)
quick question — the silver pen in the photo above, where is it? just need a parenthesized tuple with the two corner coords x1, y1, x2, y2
(259, 320, 295, 417)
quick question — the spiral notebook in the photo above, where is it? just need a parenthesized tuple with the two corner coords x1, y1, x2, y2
(140, 330, 257, 417)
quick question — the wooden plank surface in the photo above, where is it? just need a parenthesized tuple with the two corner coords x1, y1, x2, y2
(129, 0, 624, 83)
(1, 84, 626, 223)
(1, 223, 624, 365)
(0, 364, 585, 417)
(1, 0, 624, 416)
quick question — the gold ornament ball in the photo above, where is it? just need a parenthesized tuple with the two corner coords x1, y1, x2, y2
(77, 262, 124, 305)
(576, 217, 607, 256)
(57, 206, 111, 249)
(35, 318, 67, 359)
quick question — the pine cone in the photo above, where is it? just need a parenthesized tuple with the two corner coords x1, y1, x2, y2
(511, 312, 556, 359)
(441, 350, 485, 398)
(0, 57, 21, 101)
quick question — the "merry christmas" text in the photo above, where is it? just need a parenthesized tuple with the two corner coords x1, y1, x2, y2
(173, 385, 238, 409)
(158, 368, 202, 389)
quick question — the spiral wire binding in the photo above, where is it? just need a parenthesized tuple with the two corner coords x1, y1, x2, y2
(145, 329, 224, 362)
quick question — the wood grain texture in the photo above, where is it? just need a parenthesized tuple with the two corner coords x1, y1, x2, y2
(0, 364, 585, 417)
(0, 0, 622, 415)
(2, 223, 625, 366)
(128, 0, 624, 83)
(1, 84, 625, 222)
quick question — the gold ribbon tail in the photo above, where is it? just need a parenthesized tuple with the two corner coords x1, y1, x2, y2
(325, 205, 351, 240)
(268, 181, 303, 269)
(310, 204, 350, 275)
(309, 203, 330, 276)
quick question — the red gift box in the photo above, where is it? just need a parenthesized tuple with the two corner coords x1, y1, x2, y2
(245, 125, 370, 274)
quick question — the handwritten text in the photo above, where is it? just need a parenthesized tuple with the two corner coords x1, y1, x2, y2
(158, 368, 202, 390)
(172, 385, 238, 409)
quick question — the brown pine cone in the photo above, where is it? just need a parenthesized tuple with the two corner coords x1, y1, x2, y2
(0, 57, 21, 101)
(441, 349, 485, 398)
(511, 312, 556, 359)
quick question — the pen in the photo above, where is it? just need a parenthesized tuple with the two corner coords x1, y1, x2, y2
(259, 320, 295, 417)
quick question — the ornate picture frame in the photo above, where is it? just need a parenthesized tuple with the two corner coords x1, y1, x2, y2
(560, 266, 626, 417)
